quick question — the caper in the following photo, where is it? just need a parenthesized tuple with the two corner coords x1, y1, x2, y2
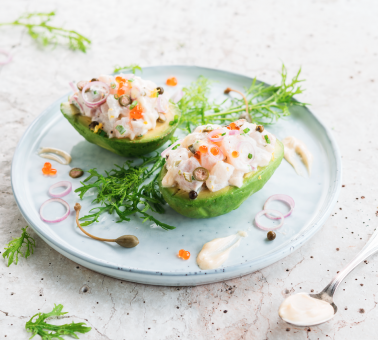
(115, 235, 139, 248)
(267, 231, 276, 241)
(77, 80, 88, 91)
(256, 125, 264, 133)
(90, 78, 99, 82)
(157, 87, 164, 95)
(119, 95, 131, 107)
(88, 121, 99, 130)
(157, 113, 167, 123)
(188, 144, 196, 154)
(189, 190, 198, 200)
(193, 167, 209, 181)
(69, 168, 84, 179)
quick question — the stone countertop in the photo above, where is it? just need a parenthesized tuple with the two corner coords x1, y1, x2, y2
(1, 0, 378, 339)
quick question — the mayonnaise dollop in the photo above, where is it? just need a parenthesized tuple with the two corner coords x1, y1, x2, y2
(279, 293, 334, 326)
(162, 120, 277, 192)
(71, 74, 170, 140)
(196, 231, 247, 270)
(282, 136, 313, 176)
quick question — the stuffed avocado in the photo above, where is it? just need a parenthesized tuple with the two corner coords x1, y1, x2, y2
(158, 119, 284, 218)
(61, 74, 181, 157)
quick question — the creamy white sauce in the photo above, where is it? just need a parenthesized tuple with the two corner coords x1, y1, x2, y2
(196, 231, 247, 270)
(72, 74, 169, 140)
(279, 293, 334, 326)
(282, 136, 313, 176)
(38, 147, 72, 165)
(163, 119, 277, 192)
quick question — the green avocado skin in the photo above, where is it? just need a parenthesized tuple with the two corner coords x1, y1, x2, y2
(158, 140, 284, 219)
(60, 101, 181, 158)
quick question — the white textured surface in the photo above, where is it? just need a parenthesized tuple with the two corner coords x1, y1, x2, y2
(1, 0, 378, 339)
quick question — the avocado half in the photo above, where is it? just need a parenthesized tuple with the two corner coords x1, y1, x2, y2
(158, 140, 284, 219)
(60, 101, 181, 157)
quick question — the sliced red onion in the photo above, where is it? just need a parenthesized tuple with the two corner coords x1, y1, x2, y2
(82, 81, 110, 108)
(0, 50, 12, 65)
(229, 130, 241, 136)
(40, 198, 70, 223)
(264, 194, 295, 220)
(69, 81, 77, 93)
(161, 139, 183, 158)
(255, 209, 284, 231)
(207, 129, 226, 143)
(170, 90, 183, 103)
(48, 181, 72, 198)
(156, 95, 168, 113)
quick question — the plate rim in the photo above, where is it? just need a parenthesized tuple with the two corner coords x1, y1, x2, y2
(11, 65, 342, 279)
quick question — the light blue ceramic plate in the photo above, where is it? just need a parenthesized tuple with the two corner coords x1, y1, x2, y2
(11, 66, 341, 286)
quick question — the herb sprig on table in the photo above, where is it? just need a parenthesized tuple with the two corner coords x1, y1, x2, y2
(75, 153, 175, 230)
(25, 304, 91, 339)
(3, 226, 36, 267)
(178, 65, 306, 133)
(0, 12, 91, 52)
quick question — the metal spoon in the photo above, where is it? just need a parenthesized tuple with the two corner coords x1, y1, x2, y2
(279, 227, 378, 327)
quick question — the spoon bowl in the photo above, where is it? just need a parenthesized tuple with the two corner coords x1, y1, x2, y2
(279, 227, 378, 327)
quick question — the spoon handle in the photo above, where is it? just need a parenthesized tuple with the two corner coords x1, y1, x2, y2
(321, 227, 378, 300)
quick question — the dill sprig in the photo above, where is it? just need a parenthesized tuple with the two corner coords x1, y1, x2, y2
(75, 153, 174, 230)
(25, 304, 91, 339)
(178, 65, 306, 132)
(3, 226, 36, 267)
(113, 64, 142, 74)
(0, 12, 91, 52)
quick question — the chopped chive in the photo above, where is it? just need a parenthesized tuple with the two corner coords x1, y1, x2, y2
(264, 135, 271, 144)
(93, 90, 98, 95)
(243, 128, 250, 134)
(172, 144, 180, 150)
(116, 125, 126, 135)
(98, 130, 107, 137)
(248, 153, 253, 159)
(221, 132, 226, 136)
(129, 100, 138, 110)
(128, 79, 134, 82)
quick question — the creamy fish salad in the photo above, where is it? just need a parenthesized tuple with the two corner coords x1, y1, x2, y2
(161, 119, 277, 194)
(70, 74, 170, 140)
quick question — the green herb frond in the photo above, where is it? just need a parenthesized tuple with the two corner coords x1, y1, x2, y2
(3, 226, 36, 267)
(0, 12, 91, 52)
(25, 303, 91, 339)
(75, 153, 174, 230)
(113, 64, 142, 74)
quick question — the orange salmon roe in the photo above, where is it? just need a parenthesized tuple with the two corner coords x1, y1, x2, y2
(115, 76, 126, 83)
(199, 145, 208, 153)
(210, 147, 220, 156)
(117, 86, 126, 96)
(129, 103, 144, 120)
(232, 151, 239, 158)
(194, 151, 201, 160)
(166, 77, 178, 86)
(42, 162, 57, 176)
(178, 249, 190, 260)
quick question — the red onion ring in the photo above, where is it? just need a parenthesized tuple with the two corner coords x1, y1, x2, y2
(156, 95, 168, 113)
(255, 209, 284, 231)
(48, 181, 72, 198)
(170, 90, 183, 103)
(229, 130, 241, 136)
(263, 194, 295, 220)
(0, 50, 12, 65)
(207, 129, 226, 143)
(40, 198, 70, 223)
(81, 81, 110, 108)
(161, 139, 183, 158)
(69, 81, 77, 93)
